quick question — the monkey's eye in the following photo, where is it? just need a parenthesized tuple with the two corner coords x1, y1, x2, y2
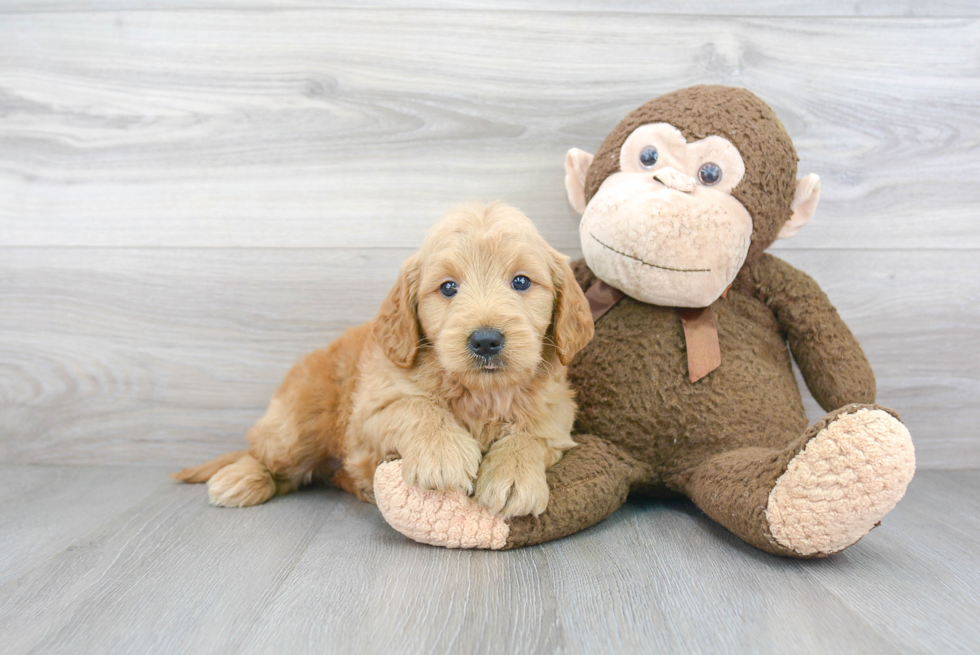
(639, 146, 659, 169)
(511, 275, 531, 292)
(698, 162, 722, 186)
(440, 281, 458, 298)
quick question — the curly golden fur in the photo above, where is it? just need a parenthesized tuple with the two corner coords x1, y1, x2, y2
(174, 202, 594, 518)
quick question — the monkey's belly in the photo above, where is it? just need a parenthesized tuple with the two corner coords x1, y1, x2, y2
(568, 294, 809, 470)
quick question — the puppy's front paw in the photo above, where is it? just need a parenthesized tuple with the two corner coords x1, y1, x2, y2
(475, 450, 549, 518)
(401, 430, 481, 495)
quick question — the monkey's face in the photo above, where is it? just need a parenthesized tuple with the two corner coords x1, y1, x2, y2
(579, 123, 751, 308)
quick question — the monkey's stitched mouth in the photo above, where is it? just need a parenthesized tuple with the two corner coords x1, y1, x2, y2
(590, 233, 710, 273)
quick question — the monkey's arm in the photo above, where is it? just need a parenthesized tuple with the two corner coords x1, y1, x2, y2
(374, 434, 641, 549)
(744, 254, 876, 410)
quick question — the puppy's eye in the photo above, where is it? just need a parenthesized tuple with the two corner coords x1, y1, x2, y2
(698, 162, 722, 186)
(439, 281, 458, 298)
(511, 275, 531, 292)
(639, 146, 659, 169)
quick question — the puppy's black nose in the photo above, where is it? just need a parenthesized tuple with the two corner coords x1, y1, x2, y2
(468, 328, 504, 357)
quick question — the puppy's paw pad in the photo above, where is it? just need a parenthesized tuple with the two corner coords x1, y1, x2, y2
(767, 407, 915, 556)
(376, 460, 508, 549)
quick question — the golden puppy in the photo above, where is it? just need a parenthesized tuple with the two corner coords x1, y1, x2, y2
(174, 202, 594, 518)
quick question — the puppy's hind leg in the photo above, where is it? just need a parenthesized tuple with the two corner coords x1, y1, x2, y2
(172, 400, 308, 508)
(206, 454, 277, 508)
(172, 450, 276, 508)
(176, 327, 367, 507)
(171, 450, 247, 484)
(202, 399, 320, 508)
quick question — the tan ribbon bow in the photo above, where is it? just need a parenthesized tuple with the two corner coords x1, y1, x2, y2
(584, 280, 723, 383)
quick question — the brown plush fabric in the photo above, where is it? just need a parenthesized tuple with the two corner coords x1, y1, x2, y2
(684, 403, 898, 557)
(504, 434, 646, 549)
(503, 257, 883, 554)
(583, 85, 798, 264)
(738, 254, 876, 410)
(493, 87, 896, 555)
(571, 258, 599, 292)
(493, 87, 901, 556)
(571, 262, 815, 470)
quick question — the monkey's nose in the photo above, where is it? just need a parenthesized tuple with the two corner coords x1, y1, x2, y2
(468, 328, 504, 358)
(653, 167, 696, 193)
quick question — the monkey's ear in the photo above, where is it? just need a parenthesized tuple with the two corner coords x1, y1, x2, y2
(374, 255, 421, 368)
(549, 247, 595, 366)
(565, 148, 594, 216)
(778, 174, 821, 240)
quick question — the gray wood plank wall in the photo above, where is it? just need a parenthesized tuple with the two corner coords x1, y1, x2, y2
(4, 2, 980, 16)
(1, 5, 977, 468)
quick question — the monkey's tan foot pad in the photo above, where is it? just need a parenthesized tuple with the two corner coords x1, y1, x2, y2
(374, 460, 509, 549)
(766, 407, 915, 556)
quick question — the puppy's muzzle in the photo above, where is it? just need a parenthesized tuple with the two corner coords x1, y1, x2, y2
(468, 328, 504, 358)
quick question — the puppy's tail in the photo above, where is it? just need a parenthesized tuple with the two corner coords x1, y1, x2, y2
(171, 450, 247, 483)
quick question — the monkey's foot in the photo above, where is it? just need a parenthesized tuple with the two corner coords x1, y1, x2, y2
(766, 406, 915, 556)
(374, 460, 509, 549)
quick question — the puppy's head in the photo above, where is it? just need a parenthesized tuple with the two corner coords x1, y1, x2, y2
(374, 202, 594, 388)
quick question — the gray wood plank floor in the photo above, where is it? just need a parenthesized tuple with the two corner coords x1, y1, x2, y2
(0, 467, 976, 654)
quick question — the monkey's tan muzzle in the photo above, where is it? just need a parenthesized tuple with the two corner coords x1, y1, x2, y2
(652, 166, 696, 194)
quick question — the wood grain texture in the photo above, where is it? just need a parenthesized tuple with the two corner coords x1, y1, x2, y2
(2, 1, 979, 16)
(0, 12, 978, 251)
(0, 7, 975, 654)
(1, 247, 976, 468)
(1, 8, 977, 467)
(0, 247, 404, 467)
(0, 467, 976, 654)
(0, 465, 166, 585)
(795, 470, 980, 653)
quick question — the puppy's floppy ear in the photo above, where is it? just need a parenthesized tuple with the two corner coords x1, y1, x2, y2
(374, 254, 421, 368)
(549, 248, 594, 366)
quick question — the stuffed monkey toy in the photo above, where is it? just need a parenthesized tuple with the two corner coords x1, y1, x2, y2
(373, 86, 915, 557)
